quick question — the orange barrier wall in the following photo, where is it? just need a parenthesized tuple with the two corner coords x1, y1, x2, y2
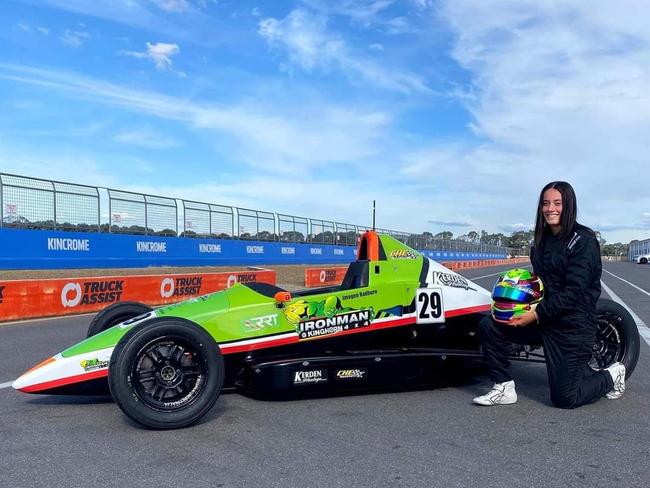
(304, 267, 348, 287)
(442, 257, 529, 272)
(304, 259, 530, 288)
(0, 269, 276, 322)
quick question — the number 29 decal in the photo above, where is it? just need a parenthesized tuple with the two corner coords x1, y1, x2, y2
(415, 288, 445, 324)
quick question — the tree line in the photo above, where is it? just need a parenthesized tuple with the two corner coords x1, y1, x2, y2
(424, 229, 627, 257)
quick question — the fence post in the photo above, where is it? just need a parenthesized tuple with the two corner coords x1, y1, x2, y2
(108, 192, 112, 233)
(145, 196, 149, 235)
(52, 180, 57, 231)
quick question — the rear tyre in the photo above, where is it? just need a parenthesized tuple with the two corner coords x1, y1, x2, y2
(108, 317, 224, 429)
(590, 299, 640, 378)
(87, 301, 153, 338)
(640, 257, 648, 264)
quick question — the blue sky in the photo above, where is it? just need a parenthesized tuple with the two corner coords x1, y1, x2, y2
(1, 0, 649, 244)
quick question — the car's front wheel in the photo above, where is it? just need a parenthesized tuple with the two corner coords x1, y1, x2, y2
(87, 301, 153, 338)
(108, 317, 224, 429)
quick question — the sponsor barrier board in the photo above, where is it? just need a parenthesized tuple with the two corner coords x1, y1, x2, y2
(0, 228, 507, 270)
(0, 269, 275, 322)
(304, 267, 348, 287)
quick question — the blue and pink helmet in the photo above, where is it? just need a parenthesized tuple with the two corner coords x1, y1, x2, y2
(491, 268, 544, 322)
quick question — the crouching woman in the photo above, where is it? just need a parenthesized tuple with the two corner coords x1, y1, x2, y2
(473, 181, 625, 408)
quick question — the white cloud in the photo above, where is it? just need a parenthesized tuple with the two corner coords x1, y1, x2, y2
(122, 42, 180, 70)
(151, 0, 190, 13)
(301, 1, 395, 28)
(435, 0, 650, 242)
(60, 29, 90, 47)
(0, 63, 391, 174)
(146, 42, 180, 69)
(499, 223, 531, 233)
(16, 23, 30, 32)
(113, 128, 180, 149)
(384, 16, 411, 35)
(36, 27, 51, 35)
(259, 8, 430, 94)
(369, 43, 383, 51)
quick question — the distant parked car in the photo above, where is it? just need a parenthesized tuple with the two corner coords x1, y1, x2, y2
(636, 253, 650, 264)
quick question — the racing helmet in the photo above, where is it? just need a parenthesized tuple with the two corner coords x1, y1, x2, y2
(491, 268, 544, 322)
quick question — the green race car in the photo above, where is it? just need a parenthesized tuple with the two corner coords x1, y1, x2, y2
(13, 231, 640, 429)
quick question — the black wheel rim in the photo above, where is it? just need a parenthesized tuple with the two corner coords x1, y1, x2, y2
(131, 336, 207, 411)
(590, 312, 624, 369)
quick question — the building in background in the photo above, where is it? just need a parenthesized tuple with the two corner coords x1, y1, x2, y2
(629, 238, 650, 262)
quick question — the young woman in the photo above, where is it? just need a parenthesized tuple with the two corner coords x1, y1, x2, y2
(472, 181, 626, 408)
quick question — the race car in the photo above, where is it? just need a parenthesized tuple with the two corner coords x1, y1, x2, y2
(13, 231, 640, 429)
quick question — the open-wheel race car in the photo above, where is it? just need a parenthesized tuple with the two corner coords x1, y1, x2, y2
(13, 231, 640, 429)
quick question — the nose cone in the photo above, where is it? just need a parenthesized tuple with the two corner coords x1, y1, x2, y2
(13, 348, 114, 394)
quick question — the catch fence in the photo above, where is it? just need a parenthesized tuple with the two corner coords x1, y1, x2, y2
(0, 172, 507, 255)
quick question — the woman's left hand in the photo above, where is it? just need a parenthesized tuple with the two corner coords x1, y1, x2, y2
(509, 310, 538, 327)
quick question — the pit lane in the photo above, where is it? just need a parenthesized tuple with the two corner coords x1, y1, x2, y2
(1, 262, 649, 487)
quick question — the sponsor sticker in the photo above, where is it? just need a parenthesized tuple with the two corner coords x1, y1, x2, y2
(310, 248, 322, 255)
(242, 314, 279, 331)
(119, 311, 154, 328)
(293, 369, 328, 385)
(390, 249, 418, 259)
(336, 369, 367, 380)
(246, 245, 264, 254)
(298, 309, 372, 339)
(61, 280, 124, 308)
(432, 272, 476, 291)
(80, 358, 109, 372)
(281, 246, 295, 255)
(333, 249, 344, 255)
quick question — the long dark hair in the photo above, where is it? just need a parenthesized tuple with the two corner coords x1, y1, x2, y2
(533, 181, 577, 247)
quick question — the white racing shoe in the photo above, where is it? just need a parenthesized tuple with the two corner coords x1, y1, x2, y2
(472, 380, 517, 406)
(605, 362, 626, 400)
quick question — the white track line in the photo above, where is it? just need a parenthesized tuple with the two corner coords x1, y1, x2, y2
(469, 265, 532, 281)
(600, 280, 650, 347)
(0, 311, 97, 327)
(0, 381, 14, 390)
(602, 269, 650, 297)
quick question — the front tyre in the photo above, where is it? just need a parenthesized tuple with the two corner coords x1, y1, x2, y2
(108, 317, 224, 429)
(87, 301, 153, 338)
(591, 299, 640, 378)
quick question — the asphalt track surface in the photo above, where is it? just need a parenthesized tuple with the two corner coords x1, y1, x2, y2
(1, 262, 649, 488)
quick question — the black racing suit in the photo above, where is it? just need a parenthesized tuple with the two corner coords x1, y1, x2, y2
(479, 223, 613, 408)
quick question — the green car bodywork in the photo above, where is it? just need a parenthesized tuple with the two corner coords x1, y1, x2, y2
(61, 233, 424, 359)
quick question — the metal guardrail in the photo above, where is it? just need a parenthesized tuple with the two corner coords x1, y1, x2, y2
(182, 200, 234, 238)
(278, 214, 308, 243)
(0, 172, 509, 255)
(107, 189, 178, 236)
(0, 173, 99, 231)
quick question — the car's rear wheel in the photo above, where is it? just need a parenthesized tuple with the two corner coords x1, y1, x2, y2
(87, 301, 153, 338)
(590, 299, 639, 378)
(640, 257, 648, 264)
(108, 317, 224, 429)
